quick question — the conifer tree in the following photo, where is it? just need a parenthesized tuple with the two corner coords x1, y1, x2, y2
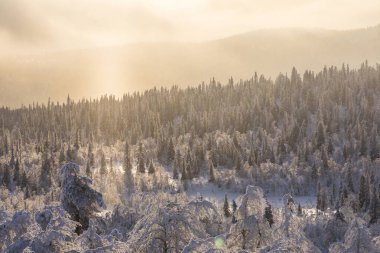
(224, 194, 231, 217)
(208, 161, 215, 183)
(39, 153, 52, 193)
(167, 138, 175, 164)
(359, 174, 370, 210)
(138, 142, 145, 173)
(85, 160, 91, 177)
(297, 203, 303, 216)
(264, 204, 274, 227)
(369, 185, 379, 224)
(100, 153, 107, 175)
(2, 164, 10, 189)
(232, 200, 237, 213)
(148, 160, 155, 174)
(370, 125, 379, 160)
(13, 159, 20, 186)
(347, 166, 354, 192)
(235, 158, 241, 173)
(316, 122, 325, 148)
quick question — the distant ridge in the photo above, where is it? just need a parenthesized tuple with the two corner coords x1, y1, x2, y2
(1, 25, 380, 107)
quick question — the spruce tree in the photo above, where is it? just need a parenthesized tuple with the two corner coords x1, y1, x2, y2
(224, 194, 231, 217)
(235, 158, 241, 173)
(297, 203, 303, 216)
(85, 160, 91, 177)
(316, 122, 325, 148)
(370, 125, 379, 160)
(13, 159, 20, 186)
(173, 166, 178, 179)
(181, 160, 187, 181)
(138, 142, 145, 173)
(39, 153, 52, 193)
(2, 164, 10, 189)
(208, 161, 215, 183)
(124, 141, 134, 193)
(167, 138, 175, 164)
(232, 200, 238, 213)
(100, 153, 107, 175)
(317, 182, 321, 210)
(347, 166, 354, 192)
(264, 204, 274, 227)
(20, 170, 27, 189)
(369, 185, 379, 224)
(148, 160, 155, 174)
(359, 174, 369, 210)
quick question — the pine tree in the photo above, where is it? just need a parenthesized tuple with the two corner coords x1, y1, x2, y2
(85, 160, 91, 177)
(360, 128, 367, 156)
(173, 166, 178, 179)
(2, 164, 10, 189)
(88, 143, 95, 167)
(100, 153, 107, 175)
(297, 203, 303, 216)
(208, 161, 215, 183)
(224, 194, 231, 217)
(148, 160, 155, 174)
(181, 160, 187, 181)
(232, 200, 237, 213)
(235, 158, 241, 173)
(264, 204, 274, 227)
(369, 185, 379, 224)
(359, 175, 369, 210)
(347, 166, 354, 192)
(317, 183, 327, 211)
(167, 138, 175, 164)
(20, 170, 27, 189)
(74, 130, 80, 151)
(13, 159, 20, 186)
(316, 122, 325, 148)
(370, 125, 379, 160)
(138, 142, 145, 173)
(39, 153, 52, 193)
(124, 141, 134, 194)
(59, 148, 65, 165)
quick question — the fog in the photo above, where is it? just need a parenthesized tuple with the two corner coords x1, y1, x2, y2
(1, 0, 380, 106)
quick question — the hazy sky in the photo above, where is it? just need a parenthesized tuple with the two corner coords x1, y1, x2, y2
(1, 0, 380, 53)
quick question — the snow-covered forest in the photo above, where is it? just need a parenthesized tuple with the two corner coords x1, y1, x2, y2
(1, 62, 380, 252)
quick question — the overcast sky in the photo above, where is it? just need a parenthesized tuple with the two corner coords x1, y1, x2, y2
(1, 0, 380, 53)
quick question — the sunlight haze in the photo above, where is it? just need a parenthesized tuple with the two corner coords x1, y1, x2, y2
(1, 0, 380, 106)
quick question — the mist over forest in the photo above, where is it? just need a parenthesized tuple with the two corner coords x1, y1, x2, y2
(1, 25, 380, 107)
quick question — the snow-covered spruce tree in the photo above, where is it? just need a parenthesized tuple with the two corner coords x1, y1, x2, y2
(99, 152, 107, 176)
(137, 142, 145, 173)
(167, 138, 175, 165)
(370, 124, 379, 161)
(172, 166, 178, 180)
(208, 160, 215, 183)
(60, 162, 106, 234)
(297, 203, 303, 216)
(148, 160, 155, 174)
(359, 174, 370, 210)
(224, 194, 231, 218)
(39, 151, 52, 194)
(264, 204, 274, 227)
(123, 140, 134, 194)
(232, 200, 237, 213)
